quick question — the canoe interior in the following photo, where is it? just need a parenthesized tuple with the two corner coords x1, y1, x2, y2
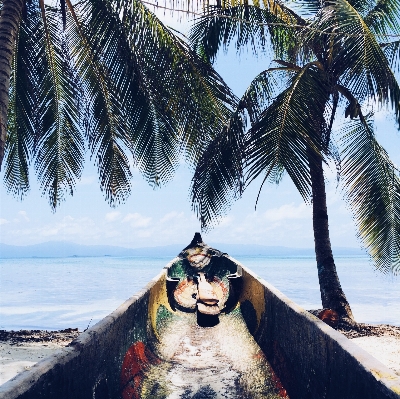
(120, 234, 286, 398)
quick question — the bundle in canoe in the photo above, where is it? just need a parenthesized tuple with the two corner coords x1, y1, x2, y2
(1, 234, 400, 399)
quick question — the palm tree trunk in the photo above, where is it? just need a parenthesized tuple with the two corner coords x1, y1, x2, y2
(0, 0, 24, 168)
(310, 154, 355, 321)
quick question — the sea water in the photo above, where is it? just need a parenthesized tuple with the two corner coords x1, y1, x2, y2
(0, 256, 399, 331)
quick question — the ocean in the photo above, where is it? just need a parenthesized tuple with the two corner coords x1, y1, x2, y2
(0, 255, 399, 331)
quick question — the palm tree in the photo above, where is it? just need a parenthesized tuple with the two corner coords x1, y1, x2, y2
(190, 0, 400, 324)
(0, 0, 237, 208)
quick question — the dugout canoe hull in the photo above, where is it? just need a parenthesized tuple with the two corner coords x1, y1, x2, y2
(1, 248, 400, 399)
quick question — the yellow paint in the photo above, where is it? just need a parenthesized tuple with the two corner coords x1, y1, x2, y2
(239, 269, 265, 334)
(370, 369, 398, 381)
(392, 386, 400, 394)
(148, 272, 173, 341)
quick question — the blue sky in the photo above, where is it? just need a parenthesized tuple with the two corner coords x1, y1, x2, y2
(1, 10, 400, 249)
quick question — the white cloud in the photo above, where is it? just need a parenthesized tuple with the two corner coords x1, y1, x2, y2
(203, 202, 315, 248)
(160, 211, 184, 223)
(40, 227, 60, 237)
(18, 211, 30, 222)
(77, 176, 96, 186)
(217, 215, 234, 227)
(263, 203, 310, 222)
(0, 218, 8, 225)
(105, 211, 121, 222)
(374, 107, 392, 122)
(122, 213, 152, 228)
(12, 216, 103, 243)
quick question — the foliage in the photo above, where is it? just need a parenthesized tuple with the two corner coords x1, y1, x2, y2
(190, 0, 400, 273)
(2, 0, 237, 208)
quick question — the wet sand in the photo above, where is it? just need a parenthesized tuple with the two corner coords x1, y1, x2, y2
(0, 329, 80, 386)
(0, 341, 64, 385)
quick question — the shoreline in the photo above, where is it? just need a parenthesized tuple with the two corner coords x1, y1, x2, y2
(0, 329, 80, 386)
(0, 325, 399, 387)
(338, 323, 400, 377)
(0, 328, 80, 345)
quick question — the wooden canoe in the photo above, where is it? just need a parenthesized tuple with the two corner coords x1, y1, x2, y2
(1, 233, 400, 399)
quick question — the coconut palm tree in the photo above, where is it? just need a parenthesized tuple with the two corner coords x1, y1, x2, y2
(0, 0, 237, 208)
(190, 0, 400, 324)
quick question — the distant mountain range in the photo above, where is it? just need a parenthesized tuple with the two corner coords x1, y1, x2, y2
(0, 241, 365, 258)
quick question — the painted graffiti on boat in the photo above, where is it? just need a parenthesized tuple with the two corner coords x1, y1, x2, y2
(120, 233, 288, 398)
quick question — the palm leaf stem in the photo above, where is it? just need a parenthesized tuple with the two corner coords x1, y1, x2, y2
(326, 90, 339, 147)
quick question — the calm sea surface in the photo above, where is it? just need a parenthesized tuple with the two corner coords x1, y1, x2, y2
(0, 255, 399, 331)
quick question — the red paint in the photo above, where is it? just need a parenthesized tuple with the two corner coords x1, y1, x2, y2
(270, 368, 289, 398)
(120, 341, 160, 399)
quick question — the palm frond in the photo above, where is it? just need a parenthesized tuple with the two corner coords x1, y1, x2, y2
(286, 0, 321, 18)
(190, 4, 304, 64)
(306, 0, 400, 125)
(245, 63, 328, 202)
(363, 0, 400, 36)
(120, 0, 238, 165)
(67, 0, 148, 203)
(238, 65, 293, 123)
(191, 110, 247, 230)
(67, 0, 237, 204)
(3, 2, 38, 197)
(346, 0, 376, 15)
(190, 65, 292, 228)
(341, 115, 400, 273)
(382, 39, 400, 73)
(31, 1, 84, 210)
(89, 0, 175, 184)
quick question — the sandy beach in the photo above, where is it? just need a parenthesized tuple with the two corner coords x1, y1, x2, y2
(0, 341, 64, 385)
(351, 335, 400, 375)
(0, 326, 399, 387)
(340, 323, 400, 376)
(0, 329, 80, 386)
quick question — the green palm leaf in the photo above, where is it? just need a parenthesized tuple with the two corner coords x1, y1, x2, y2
(67, 0, 236, 204)
(245, 64, 328, 202)
(191, 63, 328, 229)
(33, 1, 84, 210)
(363, 0, 400, 36)
(119, 0, 237, 166)
(382, 39, 400, 73)
(67, 0, 147, 203)
(305, 0, 400, 124)
(191, 66, 289, 228)
(3, 1, 38, 197)
(239, 66, 291, 124)
(340, 115, 400, 273)
(191, 110, 247, 229)
(286, 0, 320, 18)
(190, 4, 304, 64)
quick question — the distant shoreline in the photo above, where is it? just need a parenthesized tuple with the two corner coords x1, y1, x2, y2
(0, 241, 366, 258)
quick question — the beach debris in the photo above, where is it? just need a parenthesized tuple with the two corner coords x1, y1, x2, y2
(0, 328, 80, 345)
(318, 309, 339, 328)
